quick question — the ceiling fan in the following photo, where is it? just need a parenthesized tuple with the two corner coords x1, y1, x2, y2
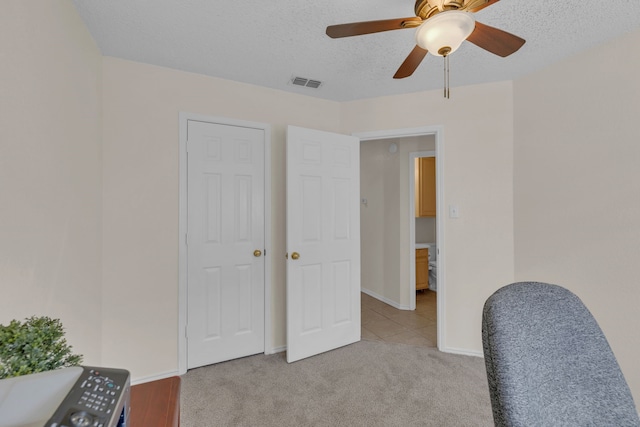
(326, 0, 525, 94)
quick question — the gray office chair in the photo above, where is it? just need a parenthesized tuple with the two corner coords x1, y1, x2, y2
(482, 282, 640, 427)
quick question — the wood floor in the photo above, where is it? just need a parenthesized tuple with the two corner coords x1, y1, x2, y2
(361, 290, 437, 348)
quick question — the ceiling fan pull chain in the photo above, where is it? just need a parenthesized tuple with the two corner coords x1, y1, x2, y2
(443, 54, 450, 99)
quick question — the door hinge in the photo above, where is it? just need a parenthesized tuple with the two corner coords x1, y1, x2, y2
(185, 325, 188, 339)
(185, 233, 188, 246)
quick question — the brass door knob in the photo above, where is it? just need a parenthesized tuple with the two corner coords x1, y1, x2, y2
(253, 249, 262, 257)
(291, 252, 300, 260)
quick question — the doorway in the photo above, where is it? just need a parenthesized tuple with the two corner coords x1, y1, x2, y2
(355, 126, 444, 350)
(410, 151, 437, 308)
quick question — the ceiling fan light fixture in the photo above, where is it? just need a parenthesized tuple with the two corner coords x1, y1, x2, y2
(415, 10, 475, 56)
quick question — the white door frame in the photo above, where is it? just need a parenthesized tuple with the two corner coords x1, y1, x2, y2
(178, 112, 272, 374)
(353, 126, 445, 352)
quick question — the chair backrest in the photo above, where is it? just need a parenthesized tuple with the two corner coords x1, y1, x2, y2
(482, 282, 640, 427)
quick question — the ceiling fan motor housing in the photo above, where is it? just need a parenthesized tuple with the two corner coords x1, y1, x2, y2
(415, 0, 487, 18)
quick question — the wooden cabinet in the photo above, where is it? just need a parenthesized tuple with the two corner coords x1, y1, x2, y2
(415, 157, 436, 217)
(416, 248, 429, 291)
(130, 376, 181, 426)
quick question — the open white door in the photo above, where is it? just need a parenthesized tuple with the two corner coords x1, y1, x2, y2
(286, 125, 361, 363)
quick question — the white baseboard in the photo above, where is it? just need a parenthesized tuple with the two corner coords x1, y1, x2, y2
(131, 369, 181, 386)
(361, 288, 411, 310)
(440, 346, 484, 358)
(266, 345, 286, 355)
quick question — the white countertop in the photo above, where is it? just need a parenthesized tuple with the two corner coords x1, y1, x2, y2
(415, 243, 435, 249)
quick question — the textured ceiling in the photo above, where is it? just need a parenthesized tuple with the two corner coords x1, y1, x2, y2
(72, 0, 640, 102)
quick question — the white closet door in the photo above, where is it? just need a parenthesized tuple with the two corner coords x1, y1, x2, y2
(187, 120, 265, 369)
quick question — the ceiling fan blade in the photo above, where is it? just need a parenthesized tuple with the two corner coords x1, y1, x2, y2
(326, 17, 422, 38)
(393, 45, 428, 79)
(466, 21, 525, 57)
(468, 0, 501, 13)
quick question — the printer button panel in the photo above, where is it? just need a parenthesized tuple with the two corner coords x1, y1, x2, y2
(76, 370, 124, 416)
(46, 366, 130, 427)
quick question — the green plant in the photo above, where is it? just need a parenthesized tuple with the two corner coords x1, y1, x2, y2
(0, 316, 83, 379)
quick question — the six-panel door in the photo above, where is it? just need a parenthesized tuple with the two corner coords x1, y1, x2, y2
(286, 125, 361, 363)
(187, 120, 265, 369)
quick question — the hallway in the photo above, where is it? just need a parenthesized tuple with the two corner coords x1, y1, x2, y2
(361, 291, 437, 348)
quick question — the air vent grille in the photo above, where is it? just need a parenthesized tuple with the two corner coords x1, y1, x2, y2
(292, 77, 308, 86)
(290, 76, 323, 89)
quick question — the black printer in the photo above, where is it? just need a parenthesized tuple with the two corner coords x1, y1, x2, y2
(0, 365, 130, 427)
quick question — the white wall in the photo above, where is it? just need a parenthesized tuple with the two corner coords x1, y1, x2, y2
(343, 82, 516, 353)
(360, 141, 390, 300)
(514, 28, 640, 401)
(101, 58, 342, 379)
(415, 217, 436, 243)
(101, 59, 516, 374)
(0, 1, 103, 364)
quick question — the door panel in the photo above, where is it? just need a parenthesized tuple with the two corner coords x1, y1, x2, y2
(286, 125, 361, 363)
(187, 120, 265, 369)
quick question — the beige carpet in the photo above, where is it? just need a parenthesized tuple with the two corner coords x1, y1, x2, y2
(180, 340, 493, 426)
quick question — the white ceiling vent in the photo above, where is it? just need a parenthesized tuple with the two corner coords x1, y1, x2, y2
(290, 76, 323, 89)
